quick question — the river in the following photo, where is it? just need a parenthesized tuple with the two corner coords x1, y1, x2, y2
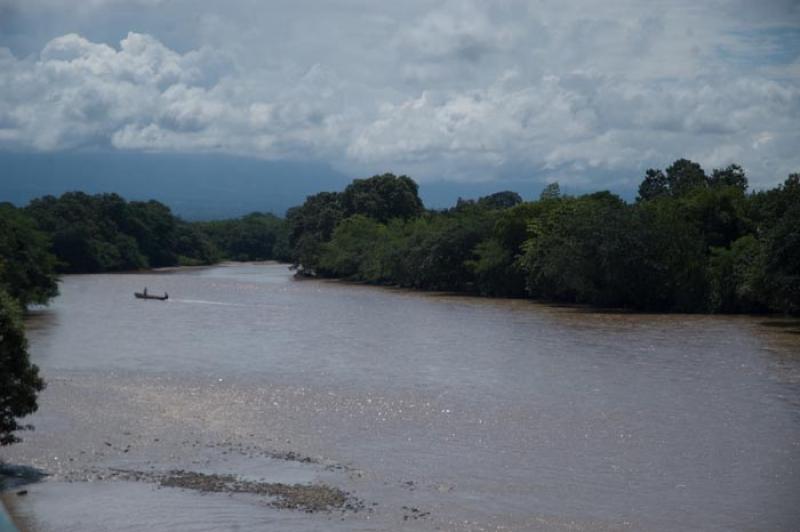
(2, 263, 799, 531)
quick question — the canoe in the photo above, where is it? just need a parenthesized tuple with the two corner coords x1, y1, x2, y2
(134, 292, 168, 301)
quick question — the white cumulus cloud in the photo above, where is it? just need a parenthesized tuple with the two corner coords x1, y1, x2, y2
(0, 0, 798, 189)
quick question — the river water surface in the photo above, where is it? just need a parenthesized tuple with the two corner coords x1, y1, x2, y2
(2, 263, 799, 531)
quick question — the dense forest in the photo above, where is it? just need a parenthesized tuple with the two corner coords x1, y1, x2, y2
(20, 192, 289, 272)
(286, 164, 799, 315)
(2, 159, 798, 317)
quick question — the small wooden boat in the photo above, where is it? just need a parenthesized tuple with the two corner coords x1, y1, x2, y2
(134, 290, 168, 301)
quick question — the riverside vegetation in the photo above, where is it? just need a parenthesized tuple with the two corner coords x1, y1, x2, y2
(2, 159, 800, 312)
(286, 162, 799, 315)
(0, 158, 798, 443)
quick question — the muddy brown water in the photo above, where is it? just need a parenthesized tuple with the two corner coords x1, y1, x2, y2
(1, 263, 799, 531)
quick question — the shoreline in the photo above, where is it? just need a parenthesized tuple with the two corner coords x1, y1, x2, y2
(312, 274, 800, 320)
(52, 260, 290, 277)
(153, 260, 289, 273)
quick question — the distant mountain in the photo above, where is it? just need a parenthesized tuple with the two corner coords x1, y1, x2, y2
(0, 150, 570, 219)
(0, 151, 352, 220)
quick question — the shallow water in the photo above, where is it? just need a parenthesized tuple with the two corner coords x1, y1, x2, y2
(2, 263, 800, 531)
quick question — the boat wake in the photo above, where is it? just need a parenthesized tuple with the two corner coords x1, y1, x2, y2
(171, 299, 250, 308)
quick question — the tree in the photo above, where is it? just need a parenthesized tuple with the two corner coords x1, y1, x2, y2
(758, 174, 800, 314)
(0, 203, 59, 307)
(539, 182, 561, 200)
(411, 208, 495, 291)
(708, 235, 764, 313)
(628, 198, 710, 311)
(466, 202, 539, 297)
(288, 175, 424, 275)
(123, 200, 179, 267)
(681, 184, 750, 250)
(318, 215, 387, 280)
(454, 191, 523, 211)
(637, 169, 668, 201)
(197, 213, 288, 262)
(26, 192, 149, 272)
(709, 164, 748, 191)
(286, 191, 344, 273)
(341, 173, 424, 222)
(639, 160, 709, 201)
(740, 173, 800, 314)
(477, 191, 523, 210)
(521, 192, 637, 307)
(0, 289, 45, 445)
(665, 158, 706, 196)
(174, 223, 221, 266)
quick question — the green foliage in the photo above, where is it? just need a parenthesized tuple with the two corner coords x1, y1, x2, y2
(279, 161, 799, 315)
(0, 203, 59, 306)
(286, 191, 344, 274)
(757, 174, 800, 314)
(0, 288, 45, 445)
(0, 205, 57, 446)
(284, 173, 423, 275)
(456, 191, 523, 211)
(174, 223, 222, 266)
(24, 192, 294, 272)
(27, 192, 160, 272)
(407, 208, 495, 291)
(468, 238, 524, 297)
(629, 197, 711, 311)
(639, 159, 714, 201)
(708, 235, 764, 313)
(341, 173, 423, 222)
(680, 183, 750, 250)
(477, 191, 523, 210)
(539, 182, 561, 200)
(467, 202, 544, 297)
(637, 169, 668, 201)
(122, 200, 179, 267)
(665, 158, 707, 196)
(521, 192, 642, 307)
(709, 164, 748, 191)
(319, 215, 388, 280)
(195, 212, 288, 263)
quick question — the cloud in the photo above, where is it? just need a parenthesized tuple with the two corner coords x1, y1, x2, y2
(349, 70, 800, 185)
(0, 0, 798, 189)
(0, 31, 354, 158)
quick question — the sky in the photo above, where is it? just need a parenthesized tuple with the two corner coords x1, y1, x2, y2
(0, 0, 799, 192)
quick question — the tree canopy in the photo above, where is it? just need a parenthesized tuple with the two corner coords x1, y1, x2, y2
(23, 192, 293, 271)
(0, 203, 59, 307)
(0, 203, 55, 445)
(341, 173, 424, 222)
(287, 160, 799, 315)
(0, 289, 45, 445)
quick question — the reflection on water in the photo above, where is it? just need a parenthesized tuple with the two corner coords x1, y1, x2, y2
(3, 263, 800, 531)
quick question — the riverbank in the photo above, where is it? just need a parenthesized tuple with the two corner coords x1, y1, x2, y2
(314, 273, 800, 320)
(153, 260, 286, 273)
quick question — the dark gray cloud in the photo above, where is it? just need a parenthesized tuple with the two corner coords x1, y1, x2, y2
(0, 0, 798, 188)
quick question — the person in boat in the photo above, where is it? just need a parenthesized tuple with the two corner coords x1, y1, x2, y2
(143, 287, 148, 296)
